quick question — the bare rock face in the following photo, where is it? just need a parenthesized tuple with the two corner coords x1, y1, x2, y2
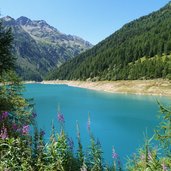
(1, 16, 93, 81)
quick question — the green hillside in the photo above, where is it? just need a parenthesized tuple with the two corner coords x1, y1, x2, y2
(48, 2, 171, 81)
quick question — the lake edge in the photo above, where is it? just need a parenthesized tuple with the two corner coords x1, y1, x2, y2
(30, 80, 171, 97)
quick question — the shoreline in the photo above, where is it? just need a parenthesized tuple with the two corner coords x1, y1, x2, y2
(39, 80, 171, 97)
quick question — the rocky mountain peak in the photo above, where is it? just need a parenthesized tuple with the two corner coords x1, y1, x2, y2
(31, 19, 59, 33)
(3, 16, 15, 22)
(16, 16, 32, 25)
(1, 15, 93, 81)
(34, 20, 48, 26)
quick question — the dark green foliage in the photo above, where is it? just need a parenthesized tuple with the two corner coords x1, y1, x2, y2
(0, 138, 33, 170)
(0, 19, 33, 116)
(126, 104, 171, 170)
(1, 104, 170, 170)
(0, 22, 15, 74)
(49, 2, 171, 81)
(76, 121, 84, 168)
(87, 136, 103, 171)
(155, 102, 171, 156)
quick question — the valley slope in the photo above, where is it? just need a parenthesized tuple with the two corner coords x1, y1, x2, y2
(49, 2, 171, 81)
(1, 16, 92, 81)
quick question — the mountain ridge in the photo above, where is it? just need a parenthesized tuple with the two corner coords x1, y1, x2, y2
(1, 16, 93, 81)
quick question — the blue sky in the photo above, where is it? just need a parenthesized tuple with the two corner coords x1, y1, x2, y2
(0, 0, 170, 44)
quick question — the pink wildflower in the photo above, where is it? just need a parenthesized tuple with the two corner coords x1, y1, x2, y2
(161, 163, 167, 171)
(87, 114, 91, 131)
(112, 146, 118, 159)
(22, 125, 29, 135)
(12, 123, 18, 130)
(0, 126, 8, 139)
(57, 112, 65, 123)
(2, 111, 8, 119)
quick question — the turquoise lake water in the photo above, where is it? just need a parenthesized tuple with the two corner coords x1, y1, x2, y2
(24, 83, 170, 165)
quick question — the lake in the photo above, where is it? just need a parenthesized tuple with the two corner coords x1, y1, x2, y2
(24, 83, 170, 165)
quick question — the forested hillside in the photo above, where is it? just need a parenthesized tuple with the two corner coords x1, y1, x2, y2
(48, 2, 171, 81)
(0, 11, 171, 170)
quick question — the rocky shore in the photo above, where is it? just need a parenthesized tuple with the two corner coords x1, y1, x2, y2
(40, 80, 171, 97)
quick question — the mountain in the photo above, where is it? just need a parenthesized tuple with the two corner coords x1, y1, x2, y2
(49, 2, 171, 81)
(1, 16, 92, 81)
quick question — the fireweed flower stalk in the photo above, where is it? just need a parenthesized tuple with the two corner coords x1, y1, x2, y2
(67, 137, 74, 151)
(0, 125, 7, 140)
(76, 121, 84, 167)
(89, 136, 103, 170)
(1, 111, 8, 119)
(0, 125, 8, 139)
(57, 112, 65, 132)
(112, 146, 122, 170)
(112, 146, 117, 170)
(112, 146, 118, 159)
(22, 125, 29, 135)
(87, 113, 91, 132)
(57, 112, 65, 123)
(32, 112, 37, 118)
(12, 123, 18, 131)
(161, 162, 167, 171)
